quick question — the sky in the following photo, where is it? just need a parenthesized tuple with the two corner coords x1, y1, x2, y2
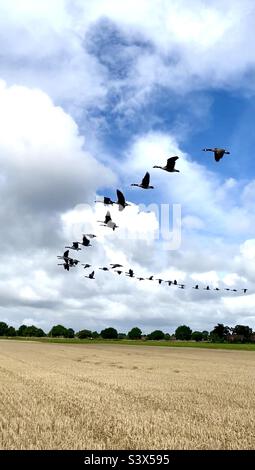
(1, 0, 255, 334)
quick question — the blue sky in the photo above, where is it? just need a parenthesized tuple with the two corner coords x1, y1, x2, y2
(0, 0, 255, 333)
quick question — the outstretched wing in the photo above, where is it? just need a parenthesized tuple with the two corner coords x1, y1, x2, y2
(105, 211, 112, 224)
(142, 172, 150, 187)
(116, 189, 126, 208)
(104, 197, 113, 205)
(63, 250, 69, 259)
(166, 156, 178, 170)
(83, 235, 89, 245)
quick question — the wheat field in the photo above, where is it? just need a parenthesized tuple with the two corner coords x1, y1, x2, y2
(0, 340, 254, 450)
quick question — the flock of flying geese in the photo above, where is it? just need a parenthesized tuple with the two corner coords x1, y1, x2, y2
(57, 148, 248, 294)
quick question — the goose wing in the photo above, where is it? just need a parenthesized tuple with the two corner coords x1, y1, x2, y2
(142, 172, 150, 187)
(116, 189, 126, 208)
(166, 156, 178, 170)
(104, 211, 112, 224)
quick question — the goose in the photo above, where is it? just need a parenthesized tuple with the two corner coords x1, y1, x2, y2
(85, 233, 97, 238)
(95, 196, 114, 206)
(214, 288, 220, 291)
(58, 262, 70, 271)
(65, 241, 81, 251)
(69, 258, 79, 267)
(85, 270, 95, 279)
(115, 189, 130, 211)
(137, 277, 145, 281)
(242, 289, 248, 293)
(131, 172, 154, 189)
(204, 286, 210, 290)
(81, 263, 91, 269)
(156, 278, 163, 284)
(173, 280, 178, 285)
(231, 289, 237, 292)
(98, 211, 118, 231)
(193, 285, 199, 289)
(57, 250, 69, 261)
(202, 148, 230, 162)
(179, 284, 185, 289)
(79, 235, 91, 247)
(153, 156, 180, 172)
(126, 269, 134, 277)
(165, 280, 172, 286)
(115, 270, 122, 275)
(110, 263, 123, 269)
(147, 275, 154, 281)
(99, 267, 109, 271)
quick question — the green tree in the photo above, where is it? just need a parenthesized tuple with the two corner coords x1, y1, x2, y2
(175, 325, 192, 340)
(49, 325, 68, 337)
(92, 331, 99, 339)
(210, 323, 230, 342)
(100, 327, 118, 339)
(65, 328, 75, 338)
(17, 324, 28, 336)
(232, 325, 252, 343)
(202, 330, 209, 341)
(77, 329, 92, 339)
(0, 322, 9, 336)
(128, 327, 142, 340)
(148, 330, 165, 340)
(6, 326, 16, 337)
(191, 331, 203, 342)
(164, 333, 171, 340)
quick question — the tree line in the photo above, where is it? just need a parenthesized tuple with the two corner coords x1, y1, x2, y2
(0, 322, 255, 343)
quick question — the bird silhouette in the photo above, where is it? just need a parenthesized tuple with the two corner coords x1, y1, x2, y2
(165, 280, 172, 286)
(115, 270, 122, 275)
(81, 263, 91, 269)
(95, 196, 114, 205)
(126, 269, 134, 277)
(65, 242, 81, 251)
(242, 289, 248, 293)
(202, 148, 230, 162)
(79, 235, 91, 247)
(99, 267, 109, 271)
(115, 189, 130, 211)
(85, 270, 95, 279)
(204, 286, 210, 290)
(110, 263, 123, 269)
(153, 156, 180, 172)
(193, 285, 199, 289)
(131, 172, 154, 189)
(147, 275, 154, 280)
(98, 211, 118, 230)
(58, 262, 70, 271)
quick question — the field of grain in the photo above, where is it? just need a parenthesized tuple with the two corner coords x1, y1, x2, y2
(0, 340, 254, 450)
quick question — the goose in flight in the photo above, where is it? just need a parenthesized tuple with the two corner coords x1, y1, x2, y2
(69, 258, 79, 267)
(242, 289, 248, 293)
(116, 190, 130, 211)
(156, 278, 163, 284)
(58, 262, 70, 271)
(202, 148, 230, 162)
(57, 250, 70, 261)
(110, 263, 123, 269)
(65, 241, 81, 251)
(153, 156, 180, 172)
(193, 285, 199, 289)
(115, 270, 122, 275)
(99, 267, 109, 271)
(165, 280, 172, 286)
(147, 275, 154, 281)
(79, 235, 92, 247)
(131, 172, 154, 189)
(137, 277, 145, 281)
(85, 270, 95, 279)
(81, 263, 91, 269)
(98, 211, 118, 230)
(173, 280, 178, 285)
(204, 286, 210, 290)
(214, 287, 220, 291)
(126, 269, 134, 277)
(179, 284, 185, 289)
(95, 196, 114, 206)
(85, 233, 97, 238)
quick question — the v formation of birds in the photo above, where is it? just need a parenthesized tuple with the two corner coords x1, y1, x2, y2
(57, 149, 248, 294)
